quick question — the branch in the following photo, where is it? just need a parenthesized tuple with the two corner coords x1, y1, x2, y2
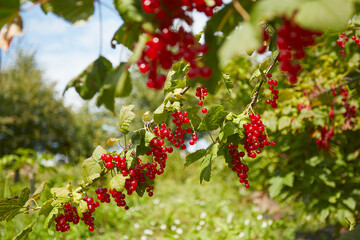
(75, 169, 109, 194)
(145, 86, 191, 128)
(233, 1, 250, 22)
(243, 53, 279, 114)
(309, 76, 360, 99)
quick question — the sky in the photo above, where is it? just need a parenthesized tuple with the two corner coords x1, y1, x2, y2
(3, 0, 208, 109)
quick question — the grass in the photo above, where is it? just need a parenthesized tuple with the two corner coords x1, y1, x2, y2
(0, 151, 324, 240)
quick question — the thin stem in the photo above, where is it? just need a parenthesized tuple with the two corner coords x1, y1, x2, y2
(207, 130, 216, 143)
(233, 0, 250, 22)
(97, 0, 103, 56)
(21, 207, 41, 214)
(309, 76, 360, 99)
(145, 85, 191, 128)
(75, 170, 109, 194)
(217, 8, 234, 32)
(243, 53, 279, 114)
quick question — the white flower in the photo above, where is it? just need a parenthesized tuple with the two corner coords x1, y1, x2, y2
(140, 236, 147, 240)
(228, 224, 234, 229)
(196, 225, 202, 231)
(150, 221, 156, 226)
(176, 228, 183, 234)
(171, 225, 177, 231)
(174, 219, 181, 225)
(244, 219, 250, 225)
(174, 234, 179, 239)
(160, 224, 167, 230)
(134, 223, 140, 229)
(261, 221, 267, 228)
(306, 215, 311, 221)
(238, 232, 245, 238)
(215, 227, 221, 232)
(227, 213, 234, 223)
(200, 211, 207, 219)
(199, 220, 205, 226)
(123, 235, 129, 240)
(267, 219, 273, 226)
(153, 198, 160, 205)
(257, 215, 263, 220)
(144, 229, 153, 235)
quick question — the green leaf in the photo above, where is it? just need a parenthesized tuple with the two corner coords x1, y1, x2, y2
(218, 121, 240, 142)
(200, 143, 219, 184)
(200, 154, 212, 184)
(145, 131, 155, 147)
(135, 177, 154, 197)
(108, 64, 133, 98)
(39, 200, 53, 217)
(251, 0, 300, 24)
(113, 0, 145, 23)
(203, 4, 244, 94)
(119, 105, 136, 134)
(44, 206, 59, 229)
(268, 176, 283, 198)
(112, 23, 142, 49)
(41, 0, 94, 23)
(343, 198, 356, 210)
(219, 22, 261, 69)
(319, 173, 336, 188)
(82, 157, 102, 182)
(0, 0, 20, 29)
(12, 217, 38, 240)
(163, 61, 189, 94)
(250, 69, 261, 82)
(78, 200, 88, 216)
(0, 187, 30, 221)
(319, 208, 330, 222)
(278, 116, 291, 130)
(64, 56, 112, 100)
(109, 174, 127, 192)
(92, 145, 107, 161)
(283, 172, 295, 187)
(153, 103, 168, 124)
(185, 149, 206, 167)
(50, 183, 72, 202)
(32, 182, 49, 201)
(295, 0, 354, 31)
(96, 63, 132, 112)
(198, 105, 228, 131)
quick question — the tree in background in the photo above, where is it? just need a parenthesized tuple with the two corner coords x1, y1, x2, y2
(0, 52, 111, 159)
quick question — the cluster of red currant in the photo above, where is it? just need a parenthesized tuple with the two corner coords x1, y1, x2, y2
(55, 203, 80, 232)
(315, 127, 334, 151)
(257, 28, 270, 54)
(297, 103, 312, 112)
(228, 144, 250, 188)
(265, 74, 279, 108)
(95, 187, 111, 203)
(336, 32, 360, 57)
(277, 18, 321, 84)
(196, 86, 208, 114)
(138, 0, 222, 89)
(109, 189, 129, 209)
(55, 202, 96, 232)
(243, 113, 275, 159)
(101, 154, 125, 169)
(338, 87, 356, 127)
(181, 0, 223, 17)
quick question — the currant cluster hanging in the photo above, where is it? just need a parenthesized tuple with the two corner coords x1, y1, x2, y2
(137, 0, 223, 89)
(277, 18, 321, 84)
